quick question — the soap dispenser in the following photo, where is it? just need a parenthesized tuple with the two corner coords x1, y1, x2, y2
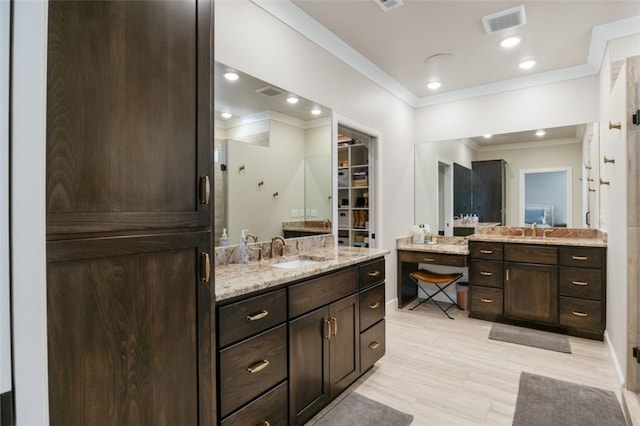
(219, 228, 230, 247)
(238, 230, 249, 264)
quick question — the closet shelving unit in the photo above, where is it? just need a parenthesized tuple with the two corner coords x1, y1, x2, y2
(337, 127, 373, 248)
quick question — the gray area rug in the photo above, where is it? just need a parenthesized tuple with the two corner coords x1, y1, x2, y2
(512, 372, 626, 426)
(489, 324, 571, 353)
(313, 392, 413, 426)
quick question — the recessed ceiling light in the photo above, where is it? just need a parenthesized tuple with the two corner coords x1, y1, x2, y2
(518, 59, 536, 70)
(483, 134, 492, 138)
(536, 129, 546, 137)
(221, 112, 232, 119)
(427, 81, 442, 90)
(310, 108, 322, 116)
(223, 71, 239, 81)
(500, 36, 522, 48)
(286, 96, 299, 104)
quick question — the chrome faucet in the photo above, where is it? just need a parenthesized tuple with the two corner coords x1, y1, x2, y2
(271, 236, 286, 258)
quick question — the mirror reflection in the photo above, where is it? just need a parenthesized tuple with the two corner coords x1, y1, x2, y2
(415, 123, 599, 236)
(214, 62, 333, 245)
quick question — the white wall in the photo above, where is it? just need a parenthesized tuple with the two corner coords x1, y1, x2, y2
(215, 0, 416, 300)
(304, 122, 332, 221)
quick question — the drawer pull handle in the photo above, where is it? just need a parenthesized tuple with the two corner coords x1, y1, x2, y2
(247, 360, 270, 374)
(480, 249, 493, 254)
(571, 280, 588, 286)
(369, 301, 381, 309)
(258, 421, 270, 426)
(368, 270, 381, 277)
(480, 271, 493, 276)
(246, 310, 269, 321)
(572, 311, 588, 317)
(423, 258, 435, 262)
(324, 319, 331, 339)
(331, 317, 338, 336)
(572, 255, 588, 261)
(200, 252, 211, 283)
(369, 341, 380, 350)
(480, 298, 493, 303)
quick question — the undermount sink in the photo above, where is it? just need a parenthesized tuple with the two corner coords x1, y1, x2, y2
(272, 258, 320, 269)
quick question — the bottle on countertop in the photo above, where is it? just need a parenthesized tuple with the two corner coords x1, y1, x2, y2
(219, 228, 230, 247)
(412, 225, 425, 244)
(238, 229, 249, 264)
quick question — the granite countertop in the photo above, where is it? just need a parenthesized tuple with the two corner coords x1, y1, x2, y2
(453, 221, 501, 228)
(467, 226, 607, 247)
(282, 220, 332, 233)
(215, 246, 389, 302)
(396, 236, 469, 255)
(466, 234, 607, 247)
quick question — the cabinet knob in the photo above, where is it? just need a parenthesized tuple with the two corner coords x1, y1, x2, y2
(247, 359, 270, 374)
(246, 310, 269, 321)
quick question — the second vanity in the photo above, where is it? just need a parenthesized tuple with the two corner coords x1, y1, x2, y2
(215, 236, 389, 426)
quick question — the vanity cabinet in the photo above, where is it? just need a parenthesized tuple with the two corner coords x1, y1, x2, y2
(469, 242, 504, 319)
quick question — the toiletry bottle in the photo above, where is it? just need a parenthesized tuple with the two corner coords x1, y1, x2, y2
(219, 228, 230, 247)
(238, 230, 249, 263)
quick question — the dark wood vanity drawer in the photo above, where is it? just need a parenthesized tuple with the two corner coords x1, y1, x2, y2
(559, 297, 602, 333)
(360, 258, 385, 289)
(219, 325, 288, 418)
(360, 282, 385, 331)
(505, 244, 557, 265)
(559, 267, 603, 300)
(469, 242, 503, 261)
(398, 250, 467, 267)
(470, 286, 503, 316)
(289, 267, 358, 318)
(221, 381, 288, 426)
(218, 289, 287, 348)
(360, 318, 385, 373)
(559, 247, 603, 269)
(470, 260, 503, 288)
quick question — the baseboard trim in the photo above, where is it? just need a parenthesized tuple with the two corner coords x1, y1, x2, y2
(604, 330, 626, 387)
(387, 298, 397, 309)
(622, 388, 640, 426)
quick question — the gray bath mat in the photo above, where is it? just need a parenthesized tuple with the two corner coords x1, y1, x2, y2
(489, 324, 571, 353)
(313, 392, 413, 426)
(512, 372, 626, 426)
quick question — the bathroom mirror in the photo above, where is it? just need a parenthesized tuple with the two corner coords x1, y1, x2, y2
(415, 122, 599, 234)
(214, 61, 333, 245)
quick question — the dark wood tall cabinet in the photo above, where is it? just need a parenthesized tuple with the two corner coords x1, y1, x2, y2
(472, 160, 506, 224)
(45, 1, 215, 424)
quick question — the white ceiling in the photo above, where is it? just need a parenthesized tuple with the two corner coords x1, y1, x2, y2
(255, 0, 640, 106)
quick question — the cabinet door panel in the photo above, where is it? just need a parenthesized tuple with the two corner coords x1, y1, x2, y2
(329, 294, 360, 398)
(46, 0, 211, 234)
(47, 232, 213, 426)
(504, 262, 558, 323)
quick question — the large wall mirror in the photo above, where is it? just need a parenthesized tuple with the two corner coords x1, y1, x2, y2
(214, 62, 333, 245)
(415, 122, 599, 235)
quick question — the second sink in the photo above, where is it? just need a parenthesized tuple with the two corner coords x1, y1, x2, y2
(272, 258, 320, 269)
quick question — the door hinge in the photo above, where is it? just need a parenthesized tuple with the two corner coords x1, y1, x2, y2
(633, 347, 640, 364)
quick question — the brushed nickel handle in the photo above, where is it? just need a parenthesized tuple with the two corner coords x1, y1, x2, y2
(331, 317, 337, 336)
(572, 280, 588, 286)
(572, 311, 588, 317)
(246, 310, 269, 321)
(200, 252, 210, 283)
(324, 319, 331, 340)
(368, 341, 380, 350)
(199, 175, 211, 205)
(480, 271, 493, 276)
(480, 249, 493, 254)
(369, 301, 381, 309)
(480, 298, 493, 303)
(609, 121, 621, 130)
(368, 270, 381, 277)
(600, 178, 610, 186)
(423, 258, 435, 262)
(247, 360, 269, 373)
(572, 255, 588, 261)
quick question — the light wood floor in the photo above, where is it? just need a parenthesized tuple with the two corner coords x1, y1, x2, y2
(309, 302, 622, 425)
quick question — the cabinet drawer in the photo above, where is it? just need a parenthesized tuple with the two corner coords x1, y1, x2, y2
(559, 267, 603, 300)
(399, 250, 467, 267)
(218, 289, 287, 348)
(360, 319, 385, 373)
(559, 247, 603, 268)
(289, 267, 358, 318)
(219, 325, 288, 418)
(469, 242, 503, 260)
(559, 297, 602, 333)
(505, 244, 557, 265)
(221, 381, 288, 426)
(360, 283, 385, 332)
(360, 258, 385, 289)
(470, 260, 503, 288)
(470, 286, 503, 316)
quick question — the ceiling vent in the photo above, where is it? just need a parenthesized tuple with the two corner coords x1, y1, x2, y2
(482, 5, 526, 34)
(374, 0, 403, 12)
(255, 85, 284, 97)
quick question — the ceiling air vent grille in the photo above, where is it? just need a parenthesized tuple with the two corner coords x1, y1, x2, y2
(482, 5, 526, 34)
(374, 0, 403, 12)
(255, 85, 284, 97)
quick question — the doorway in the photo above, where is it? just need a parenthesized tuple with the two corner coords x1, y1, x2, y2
(438, 160, 453, 237)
